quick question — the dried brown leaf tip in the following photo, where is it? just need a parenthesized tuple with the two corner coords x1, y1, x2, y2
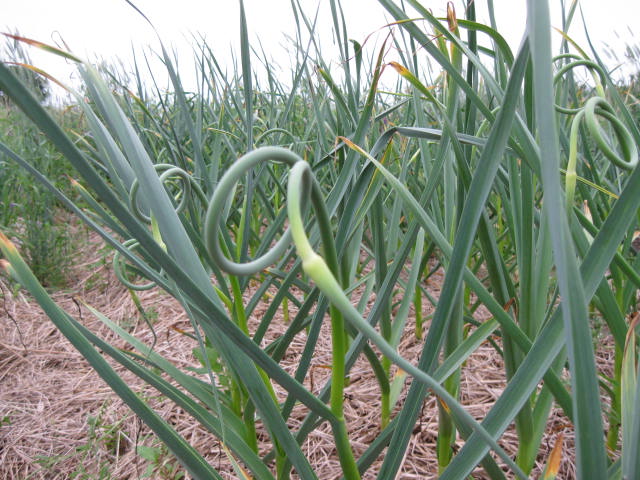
(1, 32, 82, 63)
(542, 432, 564, 480)
(446, 2, 458, 32)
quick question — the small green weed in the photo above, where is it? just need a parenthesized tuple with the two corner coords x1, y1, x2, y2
(31, 401, 130, 480)
(137, 438, 185, 480)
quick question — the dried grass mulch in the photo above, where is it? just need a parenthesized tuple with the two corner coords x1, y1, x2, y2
(0, 230, 615, 479)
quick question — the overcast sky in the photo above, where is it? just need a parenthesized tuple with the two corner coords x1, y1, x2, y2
(3, 0, 639, 98)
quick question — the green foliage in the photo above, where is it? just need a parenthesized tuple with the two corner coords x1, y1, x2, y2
(0, 32, 85, 287)
(1, 1, 640, 479)
(0, 106, 75, 287)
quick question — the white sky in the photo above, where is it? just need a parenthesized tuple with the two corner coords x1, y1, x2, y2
(3, 0, 640, 99)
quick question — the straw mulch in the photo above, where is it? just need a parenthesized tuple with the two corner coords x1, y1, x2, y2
(1, 228, 613, 479)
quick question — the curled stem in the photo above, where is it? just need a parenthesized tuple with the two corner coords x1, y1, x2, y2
(554, 54, 638, 212)
(113, 238, 161, 291)
(565, 97, 638, 211)
(205, 147, 360, 480)
(130, 164, 207, 223)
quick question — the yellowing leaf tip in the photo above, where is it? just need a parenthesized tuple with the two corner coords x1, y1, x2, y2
(446, 2, 458, 32)
(388, 61, 409, 75)
(338, 136, 367, 156)
(0, 231, 18, 254)
(437, 396, 451, 414)
(393, 368, 406, 379)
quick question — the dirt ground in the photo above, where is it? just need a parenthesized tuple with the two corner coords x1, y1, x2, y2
(0, 229, 606, 479)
